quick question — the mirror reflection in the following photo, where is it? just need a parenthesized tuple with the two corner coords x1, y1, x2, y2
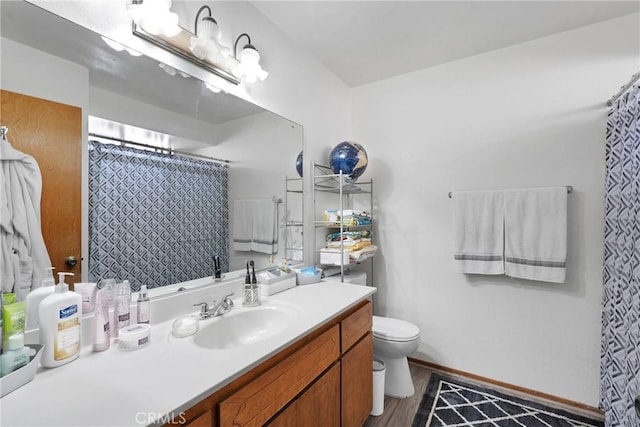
(1, 2, 303, 301)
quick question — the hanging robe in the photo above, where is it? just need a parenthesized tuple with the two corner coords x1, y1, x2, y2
(0, 138, 51, 300)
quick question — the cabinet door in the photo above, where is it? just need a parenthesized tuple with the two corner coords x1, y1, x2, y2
(267, 401, 298, 427)
(341, 333, 373, 427)
(297, 362, 340, 426)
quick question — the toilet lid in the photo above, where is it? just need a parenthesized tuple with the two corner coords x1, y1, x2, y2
(372, 315, 420, 342)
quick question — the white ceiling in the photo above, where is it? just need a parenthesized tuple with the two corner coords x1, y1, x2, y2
(252, 1, 640, 87)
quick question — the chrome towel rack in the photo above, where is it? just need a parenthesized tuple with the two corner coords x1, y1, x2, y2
(448, 186, 573, 198)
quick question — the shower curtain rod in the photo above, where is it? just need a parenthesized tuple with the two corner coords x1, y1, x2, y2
(607, 71, 640, 106)
(88, 133, 230, 164)
(448, 186, 573, 198)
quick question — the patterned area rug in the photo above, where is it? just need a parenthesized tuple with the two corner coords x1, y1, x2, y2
(412, 374, 604, 427)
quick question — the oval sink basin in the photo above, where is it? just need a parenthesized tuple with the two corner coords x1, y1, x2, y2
(193, 302, 302, 350)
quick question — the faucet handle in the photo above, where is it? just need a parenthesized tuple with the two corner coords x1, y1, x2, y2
(193, 302, 210, 317)
(222, 293, 235, 309)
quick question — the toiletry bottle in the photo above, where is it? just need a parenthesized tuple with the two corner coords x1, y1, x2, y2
(114, 281, 131, 339)
(92, 279, 111, 352)
(38, 272, 82, 368)
(25, 267, 56, 328)
(73, 282, 97, 313)
(0, 333, 35, 377)
(137, 285, 150, 324)
(1, 291, 3, 354)
(2, 298, 26, 349)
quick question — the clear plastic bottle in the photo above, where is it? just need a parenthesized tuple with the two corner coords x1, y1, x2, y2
(137, 285, 150, 324)
(114, 281, 131, 339)
(92, 279, 112, 352)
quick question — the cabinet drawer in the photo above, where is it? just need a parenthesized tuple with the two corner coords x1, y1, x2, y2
(341, 300, 372, 353)
(219, 324, 340, 427)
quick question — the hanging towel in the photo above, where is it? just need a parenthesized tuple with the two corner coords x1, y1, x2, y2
(0, 137, 52, 298)
(232, 198, 278, 254)
(452, 190, 505, 274)
(232, 199, 253, 252)
(503, 187, 567, 283)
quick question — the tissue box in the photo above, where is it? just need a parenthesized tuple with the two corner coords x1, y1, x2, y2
(0, 344, 43, 397)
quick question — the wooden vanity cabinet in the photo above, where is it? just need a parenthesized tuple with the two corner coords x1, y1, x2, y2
(178, 300, 372, 427)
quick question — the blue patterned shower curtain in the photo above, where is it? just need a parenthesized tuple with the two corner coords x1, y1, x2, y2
(600, 84, 640, 426)
(88, 141, 229, 290)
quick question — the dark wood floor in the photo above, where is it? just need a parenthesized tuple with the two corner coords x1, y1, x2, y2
(364, 363, 432, 427)
(364, 361, 604, 427)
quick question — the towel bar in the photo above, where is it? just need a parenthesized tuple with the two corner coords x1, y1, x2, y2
(448, 186, 573, 198)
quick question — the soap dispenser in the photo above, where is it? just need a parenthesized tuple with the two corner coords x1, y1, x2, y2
(38, 272, 82, 368)
(25, 267, 55, 328)
(243, 260, 260, 307)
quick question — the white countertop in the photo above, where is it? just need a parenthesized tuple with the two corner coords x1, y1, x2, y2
(0, 281, 375, 427)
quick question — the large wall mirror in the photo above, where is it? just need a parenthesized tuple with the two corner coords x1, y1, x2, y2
(1, 1, 304, 298)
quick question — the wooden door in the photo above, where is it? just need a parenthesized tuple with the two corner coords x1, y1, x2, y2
(0, 89, 82, 284)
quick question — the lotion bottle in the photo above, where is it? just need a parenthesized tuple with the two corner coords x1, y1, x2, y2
(25, 267, 55, 328)
(38, 272, 82, 368)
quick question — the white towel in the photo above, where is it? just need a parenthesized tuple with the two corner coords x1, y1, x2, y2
(503, 187, 567, 283)
(232, 200, 253, 252)
(452, 190, 505, 274)
(232, 199, 278, 254)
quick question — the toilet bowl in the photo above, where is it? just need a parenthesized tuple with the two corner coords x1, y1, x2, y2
(372, 315, 420, 398)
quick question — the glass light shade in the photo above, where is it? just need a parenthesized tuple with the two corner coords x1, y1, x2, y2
(235, 46, 268, 83)
(189, 17, 231, 63)
(128, 0, 181, 37)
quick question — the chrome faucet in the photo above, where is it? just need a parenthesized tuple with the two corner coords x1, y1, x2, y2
(194, 293, 235, 319)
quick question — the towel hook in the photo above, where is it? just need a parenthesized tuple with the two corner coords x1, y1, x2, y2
(0, 125, 8, 141)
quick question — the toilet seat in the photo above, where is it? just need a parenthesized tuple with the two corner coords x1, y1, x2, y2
(372, 315, 420, 342)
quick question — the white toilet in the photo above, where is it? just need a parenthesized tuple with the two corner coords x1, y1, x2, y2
(339, 271, 422, 398)
(372, 315, 421, 398)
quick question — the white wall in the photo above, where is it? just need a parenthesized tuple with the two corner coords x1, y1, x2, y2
(351, 14, 640, 406)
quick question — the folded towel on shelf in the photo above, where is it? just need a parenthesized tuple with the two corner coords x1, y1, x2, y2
(325, 230, 372, 250)
(452, 190, 505, 275)
(232, 199, 278, 254)
(323, 209, 372, 226)
(503, 187, 567, 283)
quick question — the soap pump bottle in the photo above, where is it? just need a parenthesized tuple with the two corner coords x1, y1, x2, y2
(25, 267, 55, 328)
(38, 272, 82, 368)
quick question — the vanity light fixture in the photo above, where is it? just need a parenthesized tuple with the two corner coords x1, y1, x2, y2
(232, 33, 268, 83)
(126, 0, 181, 37)
(189, 6, 231, 64)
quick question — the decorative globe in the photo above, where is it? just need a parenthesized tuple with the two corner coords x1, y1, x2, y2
(295, 150, 303, 177)
(330, 141, 368, 182)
